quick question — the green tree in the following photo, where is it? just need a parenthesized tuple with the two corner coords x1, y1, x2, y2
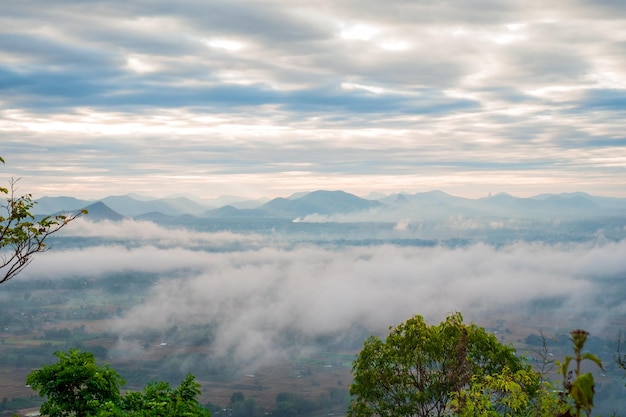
(448, 365, 564, 417)
(26, 349, 125, 417)
(348, 312, 538, 417)
(119, 373, 211, 417)
(27, 349, 211, 417)
(1, 156, 85, 285)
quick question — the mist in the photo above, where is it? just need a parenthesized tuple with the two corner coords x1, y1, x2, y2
(21, 218, 626, 371)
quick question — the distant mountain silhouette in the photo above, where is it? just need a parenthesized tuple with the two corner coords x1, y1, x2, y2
(78, 202, 125, 222)
(474, 193, 601, 217)
(203, 205, 269, 218)
(393, 194, 410, 205)
(33, 196, 92, 215)
(34, 190, 626, 223)
(133, 211, 176, 222)
(261, 190, 382, 217)
(102, 195, 204, 217)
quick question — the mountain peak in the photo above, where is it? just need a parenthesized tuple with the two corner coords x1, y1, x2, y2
(262, 190, 381, 217)
(81, 202, 125, 222)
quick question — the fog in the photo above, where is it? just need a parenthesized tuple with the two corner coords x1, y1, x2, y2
(22, 219, 626, 369)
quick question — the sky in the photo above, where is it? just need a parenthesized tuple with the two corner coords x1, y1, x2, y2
(1, 0, 626, 200)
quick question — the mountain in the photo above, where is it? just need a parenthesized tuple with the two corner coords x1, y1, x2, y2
(33, 190, 626, 224)
(475, 193, 601, 217)
(33, 196, 93, 215)
(147, 196, 208, 216)
(533, 192, 626, 210)
(377, 190, 479, 220)
(76, 202, 125, 222)
(101, 195, 207, 217)
(195, 195, 270, 209)
(203, 205, 269, 218)
(261, 190, 383, 217)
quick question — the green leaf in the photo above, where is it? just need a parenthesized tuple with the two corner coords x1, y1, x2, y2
(582, 353, 604, 371)
(570, 373, 595, 412)
(561, 357, 573, 377)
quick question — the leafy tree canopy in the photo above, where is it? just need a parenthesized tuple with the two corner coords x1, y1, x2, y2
(26, 349, 125, 417)
(27, 349, 211, 417)
(348, 312, 541, 417)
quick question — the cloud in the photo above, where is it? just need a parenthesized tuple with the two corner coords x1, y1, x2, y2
(26, 218, 626, 368)
(19, 219, 270, 277)
(15, 218, 626, 370)
(107, 239, 625, 368)
(1, 0, 626, 199)
(61, 218, 267, 247)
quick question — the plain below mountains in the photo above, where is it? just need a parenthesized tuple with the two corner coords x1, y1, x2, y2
(33, 190, 626, 223)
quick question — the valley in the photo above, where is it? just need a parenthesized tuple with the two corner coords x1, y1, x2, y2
(1, 190, 626, 416)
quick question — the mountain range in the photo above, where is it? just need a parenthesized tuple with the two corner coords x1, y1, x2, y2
(33, 190, 626, 223)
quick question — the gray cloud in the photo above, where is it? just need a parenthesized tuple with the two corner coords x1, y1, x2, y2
(1, 0, 625, 198)
(106, 239, 626, 366)
(21, 220, 626, 369)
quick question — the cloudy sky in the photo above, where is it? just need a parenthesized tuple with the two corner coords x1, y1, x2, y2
(1, 0, 625, 200)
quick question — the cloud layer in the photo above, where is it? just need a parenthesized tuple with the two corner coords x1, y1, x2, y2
(22, 219, 626, 368)
(1, 0, 625, 198)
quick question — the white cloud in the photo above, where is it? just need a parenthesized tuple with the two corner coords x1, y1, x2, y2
(1, 0, 625, 199)
(17, 217, 626, 368)
(206, 38, 246, 51)
(126, 56, 157, 74)
(93, 238, 624, 367)
(339, 23, 380, 40)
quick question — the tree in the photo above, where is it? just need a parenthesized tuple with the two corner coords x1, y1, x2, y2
(27, 349, 211, 417)
(26, 349, 125, 417)
(348, 312, 539, 417)
(448, 365, 562, 417)
(119, 373, 211, 417)
(1, 156, 85, 285)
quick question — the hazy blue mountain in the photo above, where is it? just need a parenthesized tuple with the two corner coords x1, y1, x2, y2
(474, 193, 602, 218)
(203, 205, 270, 218)
(381, 190, 471, 206)
(261, 190, 383, 217)
(33, 190, 626, 223)
(407, 190, 471, 204)
(228, 198, 272, 209)
(195, 195, 270, 209)
(149, 196, 208, 215)
(393, 193, 410, 205)
(532, 192, 626, 210)
(377, 190, 480, 220)
(101, 195, 207, 217)
(133, 211, 177, 222)
(286, 191, 310, 200)
(77, 202, 125, 222)
(33, 196, 93, 215)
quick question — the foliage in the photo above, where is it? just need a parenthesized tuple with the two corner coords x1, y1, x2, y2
(116, 374, 211, 417)
(448, 366, 568, 417)
(26, 349, 211, 417)
(557, 329, 604, 417)
(26, 349, 125, 417)
(1, 157, 85, 285)
(348, 313, 537, 417)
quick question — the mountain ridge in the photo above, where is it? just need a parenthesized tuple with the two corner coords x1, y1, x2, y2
(33, 190, 626, 222)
